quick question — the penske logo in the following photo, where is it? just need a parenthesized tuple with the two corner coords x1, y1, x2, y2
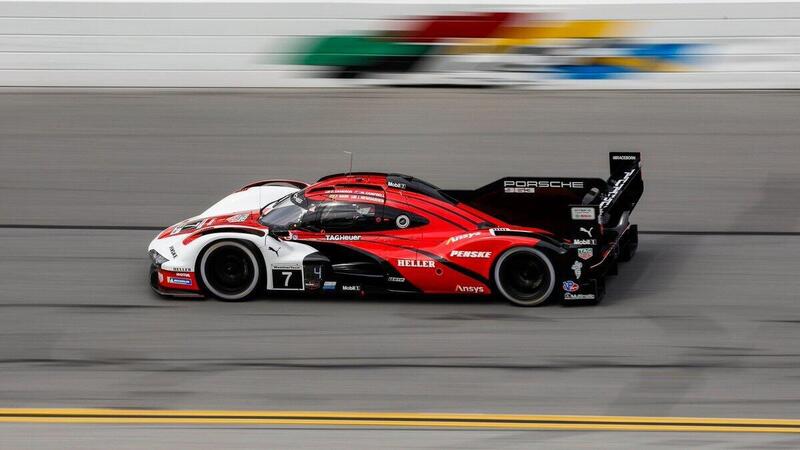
(449, 250, 492, 258)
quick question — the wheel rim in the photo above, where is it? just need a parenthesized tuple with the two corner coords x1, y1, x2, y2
(200, 242, 259, 300)
(494, 248, 554, 306)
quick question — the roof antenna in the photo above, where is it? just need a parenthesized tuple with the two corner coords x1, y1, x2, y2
(343, 151, 353, 175)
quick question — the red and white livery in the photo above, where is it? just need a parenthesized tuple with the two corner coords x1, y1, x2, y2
(148, 153, 643, 306)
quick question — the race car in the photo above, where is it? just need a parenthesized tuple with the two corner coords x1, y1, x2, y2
(148, 152, 643, 306)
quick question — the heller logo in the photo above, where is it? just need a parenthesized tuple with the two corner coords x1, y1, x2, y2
(397, 259, 435, 268)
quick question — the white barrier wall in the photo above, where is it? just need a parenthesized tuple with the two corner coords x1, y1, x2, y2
(1, 0, 799, 88)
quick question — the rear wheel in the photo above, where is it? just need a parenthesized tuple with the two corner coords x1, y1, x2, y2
(493, 247, 555, 307)
(198, 241, 262, 301)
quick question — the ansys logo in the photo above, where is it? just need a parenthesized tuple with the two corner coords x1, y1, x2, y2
(294, 12, 701, 84)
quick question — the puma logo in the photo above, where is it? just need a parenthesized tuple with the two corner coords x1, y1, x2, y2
(268, 246, 280, 257)
(580, 227, 594, 238)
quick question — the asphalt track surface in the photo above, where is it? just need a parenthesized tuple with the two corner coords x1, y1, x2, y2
(1, 90, 800, 448)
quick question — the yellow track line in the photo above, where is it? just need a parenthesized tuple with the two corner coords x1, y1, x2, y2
(0, 409, 798, 433)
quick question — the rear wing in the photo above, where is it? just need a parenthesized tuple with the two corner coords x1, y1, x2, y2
(598, 151, 643, 228)
(442, 152, 643, 236)
(568, 151, 642, 242)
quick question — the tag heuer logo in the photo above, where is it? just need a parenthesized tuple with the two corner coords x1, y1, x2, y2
(577, 248, 593, 260)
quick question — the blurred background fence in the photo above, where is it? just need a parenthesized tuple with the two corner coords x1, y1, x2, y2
(1, 0, 800, 88)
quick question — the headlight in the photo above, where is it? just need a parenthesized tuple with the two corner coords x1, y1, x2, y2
(149, 249, 169, 266)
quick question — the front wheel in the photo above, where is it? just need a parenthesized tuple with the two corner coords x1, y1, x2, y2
(493, 247, 556, 307)
(198, 240, 262, 301)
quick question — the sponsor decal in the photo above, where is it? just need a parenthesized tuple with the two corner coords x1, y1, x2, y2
(167, 277, 192, 286)
(268, 246, 280, 257)
(169, 246, 178, 258)
(170, 218, 207, 235)
(562, 280, 580, 292)
(157, 272, 164, 283)
(445, 232, 481, 245)
(456, 285, 485, 294)
(612, 155, 637, 161)
(326, 234, 361, 241)
(395, 215, 410, 229)
(571, 261, 583, 279)
(342, 285, 361, 291)
(564, 293, 596, 300)
(571, 207, 596, 221)
(170, 267, 193, 273)
(489, 227, 510, 236)
(573, 239, 597, 246)
(323, 281, 337, 291)
(599, 169, 636, 211)
(387, 276, 405, 283)
(271, 264, 303, 290)
(174, 272, 192, 278)
(504, 180, 584, 193)
(387, 180, 406, 189)
(577, 247, 594, 261)
(227, 213, 249, 223)
(328, 193, 384, 202)
(579, 226, 594, 238)
(288, 232, 298, 241)
(449, 250, 492, 258)
(397, 259, 435, 268)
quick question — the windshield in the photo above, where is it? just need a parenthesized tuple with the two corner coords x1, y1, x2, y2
(259, 190, 313, 231)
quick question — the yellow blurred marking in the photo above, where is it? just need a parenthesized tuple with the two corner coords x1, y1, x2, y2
(449, 20, 630, 55)
(0, 409, 799, 433)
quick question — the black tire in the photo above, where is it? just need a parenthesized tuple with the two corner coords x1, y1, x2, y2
(493, 247, 556, 307)
(197, 240, 263, 301)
